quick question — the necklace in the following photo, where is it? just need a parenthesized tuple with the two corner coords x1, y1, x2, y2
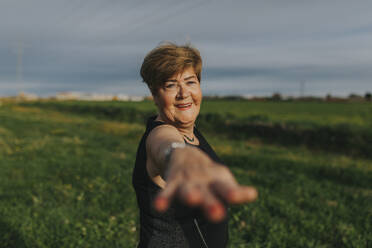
(184, 135, 194, 142)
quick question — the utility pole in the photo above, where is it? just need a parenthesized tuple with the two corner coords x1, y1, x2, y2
(16, 42, 23, 82)
(300, 80, 305, 98)
(16, 41, 24, 95)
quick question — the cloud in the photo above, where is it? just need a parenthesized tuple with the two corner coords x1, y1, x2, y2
(0, 0, 371, 96)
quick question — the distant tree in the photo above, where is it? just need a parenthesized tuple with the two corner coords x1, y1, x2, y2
(271, 92, 282, 101)
(326, 94, 332, 101)
(348, 93, 363, 102)
(365, 92, 372, 101)
(348, 93, 360, 99)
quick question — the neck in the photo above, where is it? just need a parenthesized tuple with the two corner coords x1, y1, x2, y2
(155, 114, 195, 138)
(177, 126, 194, 140)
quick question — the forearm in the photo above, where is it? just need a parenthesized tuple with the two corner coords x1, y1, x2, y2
(162, 142, 186, 179)
(152, 140, 185, 178)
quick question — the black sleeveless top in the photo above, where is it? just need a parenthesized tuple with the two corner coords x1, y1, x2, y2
(132, 116, 229, 248)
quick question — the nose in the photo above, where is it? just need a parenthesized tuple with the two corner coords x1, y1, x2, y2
(176, 84, 190, 99)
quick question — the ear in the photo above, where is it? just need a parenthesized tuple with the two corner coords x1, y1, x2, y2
(148, 86, 158, 105)
(152, 92, 159, 106)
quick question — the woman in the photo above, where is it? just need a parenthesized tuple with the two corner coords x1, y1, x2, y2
(132, 42, 257, 248)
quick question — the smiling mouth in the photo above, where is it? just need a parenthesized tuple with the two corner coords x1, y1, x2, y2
(175, 103, 192, 110)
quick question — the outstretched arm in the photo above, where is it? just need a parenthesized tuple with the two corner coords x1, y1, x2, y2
(146, 125, 258, 222)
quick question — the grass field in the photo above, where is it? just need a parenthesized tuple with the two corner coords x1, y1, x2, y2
(0, 99, 371, 247)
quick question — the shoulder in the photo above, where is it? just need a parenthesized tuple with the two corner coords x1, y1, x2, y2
(145, 124, 185, 186)
(147, 124, 182, 144)
(146, 124, 184, 162)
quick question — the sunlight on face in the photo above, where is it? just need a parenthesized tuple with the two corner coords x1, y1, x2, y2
(154, 67, 202, 128)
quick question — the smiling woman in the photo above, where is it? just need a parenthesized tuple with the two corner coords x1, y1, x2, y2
(132, 42, 257, 248)
(154, 67, 202, 130)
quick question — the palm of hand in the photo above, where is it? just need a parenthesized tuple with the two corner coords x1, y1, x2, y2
(154, 148, 258, 222)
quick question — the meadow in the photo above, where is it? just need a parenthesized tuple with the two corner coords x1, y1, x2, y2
(0, 99, 371, 247)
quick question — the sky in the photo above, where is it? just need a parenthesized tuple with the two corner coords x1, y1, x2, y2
(0, 0, 371, 97)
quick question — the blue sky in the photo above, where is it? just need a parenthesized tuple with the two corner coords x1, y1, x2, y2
(0, 0, 371, 97)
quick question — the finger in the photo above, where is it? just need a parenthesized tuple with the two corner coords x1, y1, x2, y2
(212, 181, 258, 204)
(200, 187, 226, 223)
(227, 186, 258, 204)
(154, 180, 180, 212)
(178, 183, 202, 206)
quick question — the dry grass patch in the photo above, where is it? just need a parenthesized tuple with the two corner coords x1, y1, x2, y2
(11, 105, 42, 114)
(244, 139, 264, 149)
(0, 126, 12, 136)
(112, 152, 126, 160)
(61, 136, 84, 145)
(214, 144, 233, 155)
(45, 111, 85, 124)
(0, 136, 53, 155)
(24, 136, 52, 152)
(11, 105, 85, 124)
(0, 139, 13, 155)
(328, 155, 372, 172)
(99, 121, 144, 136)
(243, 139, 372, 173)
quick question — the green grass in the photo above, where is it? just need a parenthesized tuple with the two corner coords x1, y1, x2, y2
(201, 100, 372, 128)
(0, 105, 142, 247)
(20, 100, 372, 158)
(0, 101, 371, 247)
(207, 136, 372, 247)
(21, 99, 372, 127)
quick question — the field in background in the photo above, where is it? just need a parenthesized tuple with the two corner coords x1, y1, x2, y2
(0, 100, 371, 247)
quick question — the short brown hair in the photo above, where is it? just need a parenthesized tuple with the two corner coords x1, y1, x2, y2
(140, 42, 202, 94)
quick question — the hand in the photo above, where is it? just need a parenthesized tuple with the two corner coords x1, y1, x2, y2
(153, 147, 258, 222)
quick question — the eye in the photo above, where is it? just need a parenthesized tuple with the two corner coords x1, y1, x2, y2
(186, 81, 196, 85)
(165, 83, 176, 89)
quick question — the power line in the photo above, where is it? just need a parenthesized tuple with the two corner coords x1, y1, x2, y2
(99, 0, 211, 45)
(77, 0, 147, 30)
(53, 0, 87, 28)
(50, 0, 212, 46)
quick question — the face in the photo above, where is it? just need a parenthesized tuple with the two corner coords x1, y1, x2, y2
(154, 67, 202, 128)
